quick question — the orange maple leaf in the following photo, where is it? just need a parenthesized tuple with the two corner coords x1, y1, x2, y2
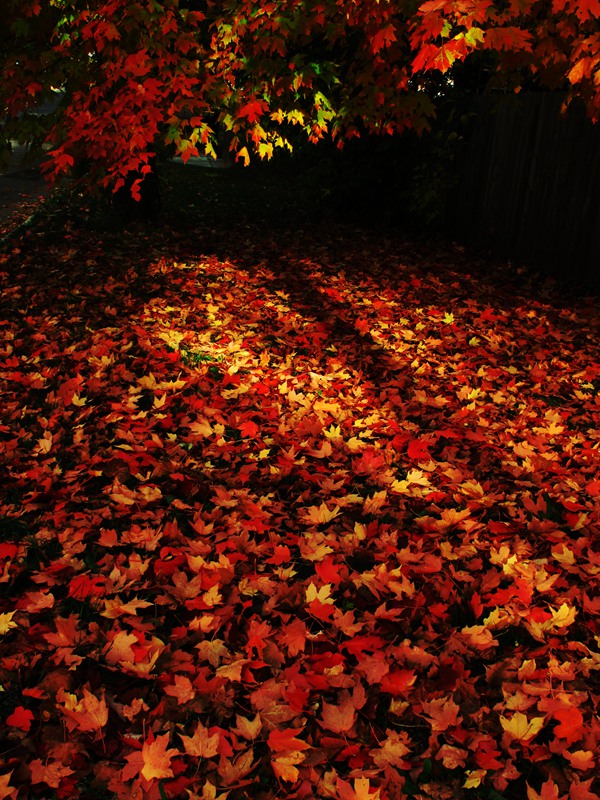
(0, 772, 15, 800)
(179, 722, 220, 758)
(320, 694, 357, 733)
(268, 727, 311, 783)
(336, 776, 381, 800)
(303, 503, 340, 524)
(218, 749, 255, 786)
(123, 733, 177, 782)
(371, 730, 411, 770)
(141, 733, 177, 781)
(526, 777, 566, 800)
(564, 750, 595, 771)
(165, 674, 195, 705)
(57, 688, 108, 733)
(29, 760, 75, 789)
(104, 629, 139, 665)
(421, 696, 462, 731)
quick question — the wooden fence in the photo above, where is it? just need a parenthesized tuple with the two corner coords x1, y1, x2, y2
(450, 92, 600, 291)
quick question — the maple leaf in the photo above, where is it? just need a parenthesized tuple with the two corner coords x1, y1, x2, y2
(526, 778, 566, 800)
(460, 624, 498, 650)
(238, 98, 268, 123)
(306, 582, 334, 605)
(57, 688, 108, 733)
(179, 722, 220, 758)
(371, 730, 411, 769)
(0, 773, 15, 800)
(421, 696, 462, 731)
(0, 612, 17, 635)
(239, 420, 259, 438)
(280, 618, 308, 656)
(363, 490, 387, 514)
(234, 714, 262, 740)
(165, 674, 195, 704)
(268, 728, 311, 783)
(569, 778, 600, 800)
(553, 706, 584, 744)
(101, 596, 153, 618)
(500, 711, 545, 742)
(565, 751, 595, 770)
(407, 437, 432, 460)
(29, 760, 75, 788)
(380, 669, 417, 695)
(336, 777, 381, 800)
(438, 744, 469, 769)
(371, 23, 397, 53)
(123, 733, 177, 782)
(320, 694, 357, 733)
(104, 629, 139, 665)
(218, 749, 255, 786)
(303, 502, 341, 524)
(268, 728, 311, 753)
(6, 705, 34, 732)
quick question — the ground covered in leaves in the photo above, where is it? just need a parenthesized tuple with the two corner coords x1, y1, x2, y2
(0, 164, 599, 800)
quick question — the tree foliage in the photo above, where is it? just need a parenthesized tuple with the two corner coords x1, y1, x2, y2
(1, 0, 599, 188)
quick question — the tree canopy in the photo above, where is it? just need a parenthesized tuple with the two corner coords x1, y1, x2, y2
(1, 0, 599, 191)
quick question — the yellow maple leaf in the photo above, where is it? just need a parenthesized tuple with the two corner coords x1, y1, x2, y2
(0, 611, 17, 635)
(500, 711, 545, 742)
(202, 584, 223, 607)
(463, 770, 486, 788)
(306, 582, 334, 605)
(137, 373, 157, 389)
(237, 146, 250, 166)
(323, 424, 342, 440)
(234, 713, 262, 740)
(304, 503, 340, 524)
(101, 596, 153, 618)
(363, 490, 387, 514)
(544, 603, 577, 630)
(188, 418, 213, 437)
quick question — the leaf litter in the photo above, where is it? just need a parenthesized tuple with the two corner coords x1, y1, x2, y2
(0, 206, 599, 800)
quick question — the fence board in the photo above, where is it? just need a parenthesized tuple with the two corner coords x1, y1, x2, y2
(451, 92, 600, 290)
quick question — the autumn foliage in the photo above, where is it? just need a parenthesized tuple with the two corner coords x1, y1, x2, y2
(1, 0, 600, 189)
(0, 185, 599, 800)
